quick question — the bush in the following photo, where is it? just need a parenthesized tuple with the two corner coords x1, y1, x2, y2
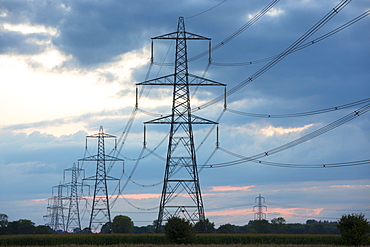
(163, 217, 195, 244)
(337, 213, 370, 245)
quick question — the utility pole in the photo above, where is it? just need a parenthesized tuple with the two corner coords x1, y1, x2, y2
(63, 162, 87, 233)
(79, 126, 124, 233)
(253, 194, 267, 220)
(137, 16, 226, 232)
(44, 182, 67, 232)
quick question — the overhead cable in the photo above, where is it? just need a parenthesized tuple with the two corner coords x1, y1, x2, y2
(153, 0, 279, 67)
(186, 0, 227, 20)
(226, 97, 370, 118)
(211, 9, 370, 66)
(201, 102, 370, 168)
(196, 0, 352, 111)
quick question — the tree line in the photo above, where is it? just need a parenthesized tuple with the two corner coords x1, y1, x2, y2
(0, 213, 366, 236)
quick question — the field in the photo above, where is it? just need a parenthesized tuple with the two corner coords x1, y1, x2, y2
(2, 233, 369, 246)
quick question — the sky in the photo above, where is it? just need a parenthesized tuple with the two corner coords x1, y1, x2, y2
(0, 0, 369, 230)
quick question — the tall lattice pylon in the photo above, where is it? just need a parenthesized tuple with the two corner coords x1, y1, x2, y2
(137, 17, 226, 232)
(253, 194, 267, 220)
(44, 183, 66, 232)
(79, 126, 124, 232)
(63, 162, 86, 232)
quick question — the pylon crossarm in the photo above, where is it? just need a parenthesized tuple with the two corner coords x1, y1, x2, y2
(78, 154, 124, 162)
(153, 31, 210, 40)
(144, 114, 217, 124)
(136, 74, 174, 85)
(188, 73, 226, 86)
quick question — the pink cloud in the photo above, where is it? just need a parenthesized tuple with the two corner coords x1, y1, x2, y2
(209, 185, 255, 192)
(206, 207, 323, 218)
(29, 198, 47, 202)
(330, 184, 370, 188)
(81, 193, 161, 200)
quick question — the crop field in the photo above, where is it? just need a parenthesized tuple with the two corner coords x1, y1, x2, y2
(2, 233, 369, 246)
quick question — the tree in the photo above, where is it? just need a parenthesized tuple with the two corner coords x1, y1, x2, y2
(0, 214, 8, 235)
(78, 227, 92, 234)
(194, 218, 216, 233)
(337, 213, 370, 245)
(250, 220, 270, 234)
(271, 217, 288, 234)
(163, 217, 195, 244)
(34, 225, 54, 234)
(100, 222, 112, 233)
(217, 224, 233, 233)
(0, 214, 8, 228)
(112, 215, 133, 233)
(7, 219, 35, 234)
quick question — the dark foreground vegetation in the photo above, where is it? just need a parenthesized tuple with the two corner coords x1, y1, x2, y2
(0, 233, 355, 246)
(1, 213, 369, 246)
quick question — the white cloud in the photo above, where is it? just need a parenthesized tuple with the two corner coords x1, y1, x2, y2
(266, 7, 285, 17)
(260, 123, 314, 137)
(0, 46, 150, 136)
(3, 23, 58, 36)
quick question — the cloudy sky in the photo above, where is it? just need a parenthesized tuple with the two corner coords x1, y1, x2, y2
(0, 0, 369, 229)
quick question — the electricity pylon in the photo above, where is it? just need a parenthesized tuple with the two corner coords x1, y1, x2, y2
(137, 16, 226, 232)
(63, 162, 87, 233)
(79, 126, 124, 232)
(253, 194, 267, 220)
(44, 182, 67, 231)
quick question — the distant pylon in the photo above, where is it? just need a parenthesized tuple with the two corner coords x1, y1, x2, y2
(137, 16, 226, 232)
(79, 126, 124, 232)
(44, 182, 66, 231)
(253, 194, 267, 220)
(63, 162, 86, 233)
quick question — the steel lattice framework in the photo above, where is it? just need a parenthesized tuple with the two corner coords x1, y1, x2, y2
(79, 126, 124, 232)
(253, 194, 267, 220)
(137, 17, 225, 232)
(44, 183, 66, 231)
(63, 162, 86, 232)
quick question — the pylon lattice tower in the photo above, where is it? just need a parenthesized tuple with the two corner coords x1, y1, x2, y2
(44, 183, 66, 231)
(137, 17, 225, 232)
(63, 162, 86, 232)
(253, 194, 267, 220)
(79, 126, 124, 232)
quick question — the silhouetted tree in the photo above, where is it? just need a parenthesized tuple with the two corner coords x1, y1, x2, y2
(112, 215, 133, 233)
(164, 217, 195, 244)
(271, 217, 288, 233)
(34, 225, 54, 234)
(0, 214, 8, 235)
(7, 219, 35, 234)
(100, 222, 112, 233)
(217, 224, 233, 233)
(194, 218, 216, 233)
(337, 213, 370, 245)
(250, 220, 270, 233)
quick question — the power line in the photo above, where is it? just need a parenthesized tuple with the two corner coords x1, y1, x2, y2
(196, 0, 352, 111)
(211, 10, 370, 66)
(219, 147, 370, 168)
(186, 0, 227, 20)
(201, 102, 370, 168)
(226, 97, 370, 118)
(189, 0, 280, 62)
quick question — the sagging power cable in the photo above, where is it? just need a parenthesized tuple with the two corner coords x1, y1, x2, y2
(226, 97, 370, 118)
(201, 102, 370, 168)
(196, 0, 352, 111)
(211, 9, 370, 66)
